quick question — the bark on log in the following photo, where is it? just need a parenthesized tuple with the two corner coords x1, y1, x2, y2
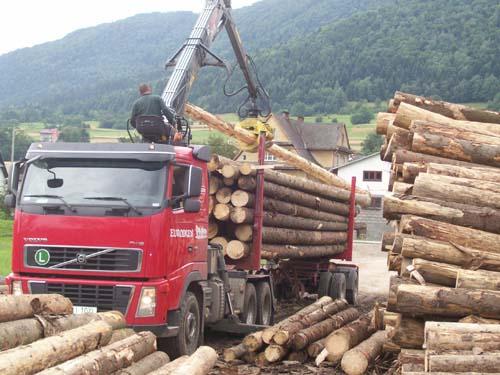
(243, 331, 264, 352)
(376, 113, 396, 135)
(112, 351, 170, 375)
(0, 318, 43, 351)
(39, 332, 156, 375)
(459, 315, 500, 324)
(401, 236, 500, 272)
(108, 328, 135, 344)
(209, 176, 222, 195)
(292, 307, 360, 351)
(214, 203, 231, 221)
(399, 348, 425, 366)
(400, 215, 500, 253)
(383, 132, 412, 162)
(395, 284, 500, 319)
(416, 171, 500, 197)
(223, 343, 247, 362)
(410, 120, 500, 167)
(0, 320, 113, 375)
(384, 195, 500, 233)
(237, 176, 257, 191)
(341, 330, 388, 375)
(215, 187, 233, 204)
(392, 91, 500, 124)
(427, 353, 500, 373)
(286, 350, 308, 363)
(395, 102, 500, 135)
(262, 296, 333, 344)
(209, 237, 228, 255)
(167, 346, 218, 375)
(425, 321, 500, 352)
(226, 241, 250, 260)
(307, 339, 325, 358)
(261, 244, 345, 260)
(427, 162, 500, 183)
(223, 176, 236, 187)
(242, 351, 258, 364)
(264, 344, 288, 363)
(273, 299, 349, 345)
(0, 294, 72, 323)
(392, 182, 413, 195)
(247, 227, 348, 245)
(393, 149, 486, 169)
(324, 313, 375, 360)
(254, 352, 270, 367)
(388, 122, 411, 139)
(402, 162, 426, 183)
(147, 356, 189, 375)
(381, 232, 396, 252)
(390, 317, 425, 349)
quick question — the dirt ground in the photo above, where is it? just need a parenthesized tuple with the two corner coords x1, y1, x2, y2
(207, 241, 396, 374)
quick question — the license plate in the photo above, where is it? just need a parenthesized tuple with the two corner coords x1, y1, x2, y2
(73, 306, 97, 314)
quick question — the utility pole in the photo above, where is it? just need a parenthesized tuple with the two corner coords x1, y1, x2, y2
(10, 126, 16, 163)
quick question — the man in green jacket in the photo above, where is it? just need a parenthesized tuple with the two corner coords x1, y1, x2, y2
(130, 83, 176, 128)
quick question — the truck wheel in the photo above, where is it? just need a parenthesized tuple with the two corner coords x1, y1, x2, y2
(240, 283, 257, 325)
(346, 270, 359, 305)
(159, 291, 200, 358)
(329, 273, 347, 300)
(256, 281, 273, 325)
(318, 272, 333, 297)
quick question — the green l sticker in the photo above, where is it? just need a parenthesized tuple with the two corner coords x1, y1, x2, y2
(34, 249, 50, 266)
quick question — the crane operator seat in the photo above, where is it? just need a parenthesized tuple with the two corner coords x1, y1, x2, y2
(135, 115, 177, 144)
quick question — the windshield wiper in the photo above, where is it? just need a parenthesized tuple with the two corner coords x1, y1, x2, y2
(84, 196, 142, 215)
(24, 194, 76, 212)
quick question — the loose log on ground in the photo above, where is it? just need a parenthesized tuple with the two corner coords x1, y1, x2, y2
(214, 203, 231, 221)
(384, 195, 500, 233)
(399, 348, 425, 366)
(262, 296, 333, 344)
(427, 162, 500, 183)
(223, 343, 247, 362)
(425, 321, 500, 352)
(215, 187, 233, 204)
(264, 344, 288, 363)
(226, 240, 250, 260)
(286, 350, 308, 363)
(261, 244, 345, 260)
(147, 356, 189, 375)
(323, 313, 375, 360)
(254, 352, 270, 367)
(0, 294, 72, 323)
(0, 318, 43, 351)
(341, 330, 388, 375)
(307, 339, 325, 358)
(0, 320, 113, 375)
(459, 315, 500, 324)
(395, 284, 500, 319)
(292, 307, 360, 350)
(401, 236, 500, 272)
(391, 91, 500, 124)
(274, 299, 349, 345)
(410, 120, 500, 167)
(427, 353, 500, 373)
(108, 328, 135, 344)
(167, 346, 218, 375)
(112, 351, 170, 375)
(242, 331, 264, 352)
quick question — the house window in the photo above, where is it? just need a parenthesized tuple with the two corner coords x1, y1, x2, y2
(265, 153, 277, 162)
(369, 196, 383, 210)
(363, 170, 382, 182)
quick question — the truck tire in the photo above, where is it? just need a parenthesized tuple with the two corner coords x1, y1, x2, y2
(256, 281, 273, 325)
(240, 283, 257, 325)
(318, 272, 333, 298)
(346, 270, 359, 305)
(329, 273, 347, 300)
(159, 291, 200, 358)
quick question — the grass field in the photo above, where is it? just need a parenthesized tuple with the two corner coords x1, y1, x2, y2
(0, 220, 12, 276)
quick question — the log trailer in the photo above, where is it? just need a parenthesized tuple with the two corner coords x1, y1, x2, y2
(2, 0, 359, 356)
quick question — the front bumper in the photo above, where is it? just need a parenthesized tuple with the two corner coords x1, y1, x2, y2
(132, 323, 179, 338)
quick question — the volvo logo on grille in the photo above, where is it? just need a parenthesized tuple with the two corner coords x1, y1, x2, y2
(76, 254, 87, 264)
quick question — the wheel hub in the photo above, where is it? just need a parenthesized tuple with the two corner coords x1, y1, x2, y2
(185, 312, 197, 343)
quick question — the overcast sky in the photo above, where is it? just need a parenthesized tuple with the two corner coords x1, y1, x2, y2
(0, 0, 260, 55)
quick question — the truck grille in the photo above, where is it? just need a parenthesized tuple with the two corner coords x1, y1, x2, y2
(25, 246, 142, 272)
(29, 282, 132, 314)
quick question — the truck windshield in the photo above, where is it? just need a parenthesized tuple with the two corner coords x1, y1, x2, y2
(21, 159, 167, 208)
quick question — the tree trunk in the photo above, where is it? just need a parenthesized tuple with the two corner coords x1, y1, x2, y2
(395, 102, 500, 135)
(0, 321, 113, 375)
(0, 294, 73, 323)
(213, 203, 231, 221)
(388, 252, 402, 272)
(264, 344, 288, 363)
(459, 315, 500, 324)
(40, 332, 157, 375)
(273, 299, 349, 345)
(209, 237, 228, 255)
(376, 112, 396, 135)
(384, 195, 500, 233)
(242, 331, 264, 352)
(410, 120, 500, 167)
(264, 197, 348, 222)
(223, 343, 247, 361)
(395, 284, 500, 319)
(425, 321, 500, 352)
(286, 350, 308, 363)
(108, 328, 135, 344)
(392, 182, 414, 195)
(393, 149, 486, 169)
(231, 190, 255, 208)
(401, 236, 500, 272)
(381, 232, 396, 252)
(383, 132, 412, 162)
(237, 176, 257, 191)
(457, 267, 500, 290)
(341, 330, 388, 375)
(215, 187, 233, 204)
(209, 176, 222, 195)
(402, 162, 426, 183)
(390, 317, 425, 349)
(113, 351, 170, 375)
(292, 307, 360, 351)
(260, 227, 348, 245)
(226, 241, 250, 260)
(42, 310, 125, 337)
(392, 91, 500, 124)
(164, 346, 218, 375)
(324, 313, 375, 359)
(427, 162, 500, 183)
(147, 356, 189, 375)
(427, 353, 500, 373)
(0, 318, 43, 351)
(254, 352, 270, 367)
(261, 244, 345, 260)
(400, 215, 500, 253)
(262, 296, 333, 344)
(221, 164, 239, 179)
(411, 258, 458, 287)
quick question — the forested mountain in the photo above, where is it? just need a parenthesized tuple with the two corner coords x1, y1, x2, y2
(0, 0, 498, 119)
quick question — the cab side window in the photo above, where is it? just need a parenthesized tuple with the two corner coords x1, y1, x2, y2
(172, 166, 189, 209)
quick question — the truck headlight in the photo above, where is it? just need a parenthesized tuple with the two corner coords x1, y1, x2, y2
(12, 281, 23, 295)
(136, 287, 156, 317)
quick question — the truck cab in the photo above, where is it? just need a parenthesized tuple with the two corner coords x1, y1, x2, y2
(5, 142, 273, 356)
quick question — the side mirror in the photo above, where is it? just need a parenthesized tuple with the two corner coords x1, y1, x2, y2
(8, 161, 22, 195)
(47, 178, 64, 189)
(184, 198, 201, 213)
(3, 194, 15, 209)
(184, 166, 202, 198)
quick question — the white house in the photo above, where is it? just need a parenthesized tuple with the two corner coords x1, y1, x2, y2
(331, 153, 392, 241)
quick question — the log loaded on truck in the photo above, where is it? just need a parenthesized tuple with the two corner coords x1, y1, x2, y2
(3, 0, 360, 357)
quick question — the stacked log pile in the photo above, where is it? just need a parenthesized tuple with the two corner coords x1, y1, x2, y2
(224, 297, 388, 374)
(207, 155, 357, 261)
(376, 92, 500, 363)
(0, 294, 218, 375)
